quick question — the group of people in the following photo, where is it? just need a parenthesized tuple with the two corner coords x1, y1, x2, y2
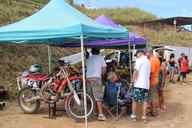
(131, 49, 167, 122)
(85, 48, 189, 122)
(168, 53, 190, 84)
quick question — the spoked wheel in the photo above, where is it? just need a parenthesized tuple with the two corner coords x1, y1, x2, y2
(41, 82, 59, 104)
(18, 87, 40, 114)
(65, 91, 94, 120)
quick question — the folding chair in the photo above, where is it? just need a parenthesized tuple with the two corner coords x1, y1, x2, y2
(102, 85, 120, 119)
(103, 81, 132, 120)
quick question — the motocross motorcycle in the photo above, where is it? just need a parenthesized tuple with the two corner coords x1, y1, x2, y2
(17, 61, 94, 120)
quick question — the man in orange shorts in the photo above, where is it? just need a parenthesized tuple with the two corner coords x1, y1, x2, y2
(146, 50, 161, 116)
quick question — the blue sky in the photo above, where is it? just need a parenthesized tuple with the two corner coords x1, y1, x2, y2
(75, 0, 192, 18)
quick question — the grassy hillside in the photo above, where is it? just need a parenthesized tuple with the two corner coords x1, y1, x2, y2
(128, 25, 192, 47)
(80, 7, 156, 25)
(0, 0, 79, 98)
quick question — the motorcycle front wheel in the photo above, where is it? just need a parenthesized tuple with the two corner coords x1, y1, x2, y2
(65, 91, 94, 120)
(18, 87, 40, 114)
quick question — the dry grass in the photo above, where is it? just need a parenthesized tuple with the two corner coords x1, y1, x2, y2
(80, 7, 156, 25)
(129, 25, 192, 46)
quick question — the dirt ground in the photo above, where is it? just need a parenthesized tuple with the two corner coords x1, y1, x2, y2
(1, 78, 192, 128)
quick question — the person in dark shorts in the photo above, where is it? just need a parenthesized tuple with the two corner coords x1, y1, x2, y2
(130, 50, 151, 122)
(168, 53, 176, 83)
(157, 59, 167, 111)
(132, 88, 149, 103)
(177, 53, 185, 81)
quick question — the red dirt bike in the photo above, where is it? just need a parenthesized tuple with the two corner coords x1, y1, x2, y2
(17, 60, 94, 120)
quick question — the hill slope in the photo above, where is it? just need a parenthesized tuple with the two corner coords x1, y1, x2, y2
(80, 7, 156, 25)
(0, 0, 78, 98)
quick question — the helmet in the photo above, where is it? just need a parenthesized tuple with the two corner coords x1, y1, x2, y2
(29, 64, 42, 73)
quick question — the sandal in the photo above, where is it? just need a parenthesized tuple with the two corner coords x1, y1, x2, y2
(130, 114, 137, 121)
(98, 114, 106, 121)
(141, 116, 147, 123)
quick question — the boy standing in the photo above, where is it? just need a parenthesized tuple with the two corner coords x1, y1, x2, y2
(131, 50, 151, 121)
(86, 48, 107, 121)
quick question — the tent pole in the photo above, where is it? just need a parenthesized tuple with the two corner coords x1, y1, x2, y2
(133, 44, 136, 59)
(48, 45, 52, 73)
(80, 35, 88, 128)
(145, 39, 148, 48)
(128, 41, 132, 83)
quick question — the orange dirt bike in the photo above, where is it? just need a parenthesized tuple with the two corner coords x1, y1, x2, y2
(17, 60, 94, 120)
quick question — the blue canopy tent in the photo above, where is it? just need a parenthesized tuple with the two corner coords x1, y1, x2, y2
(0, 1, 127, 43)
(0, 0, 128, 127)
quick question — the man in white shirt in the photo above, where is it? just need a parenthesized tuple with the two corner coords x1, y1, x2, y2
(86, 48, 107, 121)
(131, 50, 151, 122)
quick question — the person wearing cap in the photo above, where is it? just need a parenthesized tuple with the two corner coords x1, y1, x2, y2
(130, 50, 151, 122)
(145, 49, 161, 117)
(86, 48, 107, 121)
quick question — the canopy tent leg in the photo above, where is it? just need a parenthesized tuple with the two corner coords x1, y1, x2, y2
(48, 45, 52, 73)
(80, 35, 88, 128)
(133, 44, 136, 60)
(128, 41, 132, 83)
(145, 40, 150, 49)
(145, 40, 148, 48)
